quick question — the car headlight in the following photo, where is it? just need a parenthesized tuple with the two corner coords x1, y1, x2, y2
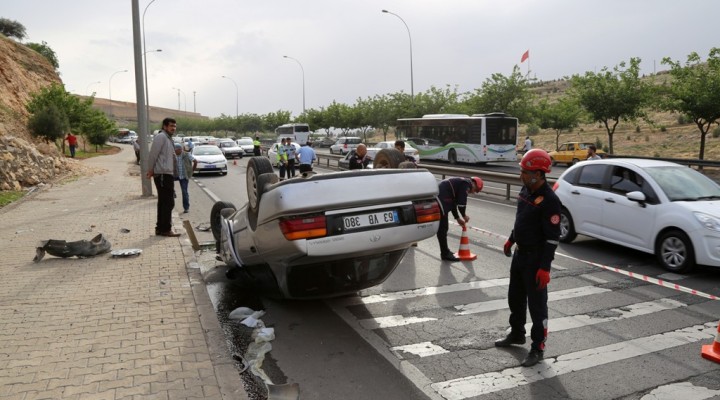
(694, 212, 720, 232)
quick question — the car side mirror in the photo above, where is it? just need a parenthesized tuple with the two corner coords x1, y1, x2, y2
(627, 191, 647, 207)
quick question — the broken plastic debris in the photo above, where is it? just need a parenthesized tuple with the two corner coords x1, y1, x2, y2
(33, 233, 112, 262)
(229, 306, 256, 320)
(111, 249, 142, 257)
(196, 222, 211, 231)
(241, 310, 266, 328)
(119, 228, 131, 233)
(254, 327, 275, 343)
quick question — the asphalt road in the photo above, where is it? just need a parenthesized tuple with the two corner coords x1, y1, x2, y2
(183, 155, 720, 400)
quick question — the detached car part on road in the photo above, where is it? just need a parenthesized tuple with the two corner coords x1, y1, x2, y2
(211, 152, 441, 299)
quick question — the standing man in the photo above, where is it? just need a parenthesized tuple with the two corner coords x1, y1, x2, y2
(253, 136, 262, 156)
(146, 117, 181, 237)
(66, 133, 78, 158)
(174, 143, 196, 213)
(394, 140, 417, 163)
(296, 140, 317, 175)
(276, 138, 288, 180)
(522, 136, 532, 153)
(284, 137, 297, 178)
(587, 144, 602, 160)
(495, 149, 561, 368)
(186, 137, 194, 152)
(132, 138, 141, 165)
(436, 177, 484, 261)
(348, 144, 371, 170)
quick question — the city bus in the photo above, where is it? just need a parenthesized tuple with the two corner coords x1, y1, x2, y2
(275, 123, 311, 145)
(395, 113, 518, 164)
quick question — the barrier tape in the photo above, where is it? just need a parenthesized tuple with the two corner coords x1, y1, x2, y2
(450, 221, 719, 301)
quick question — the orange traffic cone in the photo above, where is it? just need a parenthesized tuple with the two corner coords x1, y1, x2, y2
(702, 321, 720, 363)
(454, 225, 477, 261)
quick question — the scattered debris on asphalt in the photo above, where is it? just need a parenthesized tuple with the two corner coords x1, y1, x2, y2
(33, 233, 111, 262)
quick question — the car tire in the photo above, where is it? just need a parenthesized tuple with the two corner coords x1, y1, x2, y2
(248, 172, 279, 229)
(551, 157, 557, 166)
(448, 149, 457, 165)
(559, 208, 577, 243)
(329, 148, 334, 155)
(656, 230, 695, 273)
(211, 200, 236, 242)
(373, 149, 405, 168)
(246, 157, 274, 215)
(571, 158, 580, 166)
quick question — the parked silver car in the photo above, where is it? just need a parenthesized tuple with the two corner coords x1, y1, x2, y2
(211, 156, 441, 299)
(217, 139, 244, 159)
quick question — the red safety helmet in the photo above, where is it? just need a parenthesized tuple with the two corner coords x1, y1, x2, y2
(471, 176, 484, 192)
(519, 149, 552, 173)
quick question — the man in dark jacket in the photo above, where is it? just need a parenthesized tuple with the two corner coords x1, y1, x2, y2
(436, 176, 483, 261)
(348, 144, 371, 170)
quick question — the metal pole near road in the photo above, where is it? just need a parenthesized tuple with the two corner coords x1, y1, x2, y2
(382, 9, 414, 100)
(283, 55, 306, 114)
(221, 76, 239, 118)
(132, 0, 152, 196)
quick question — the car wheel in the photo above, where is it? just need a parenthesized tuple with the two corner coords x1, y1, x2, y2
(551, 157, 557, 166)
(246, 157, 274, 215)
(373, 149, 405, 168)
(329, 148, 334, 155)
(210, 200, 236, 242)
(559, 208, 577, 243)
(656, 230, 695, 273)
(448, 149, 457, 165)
(571, 158, 580, 165)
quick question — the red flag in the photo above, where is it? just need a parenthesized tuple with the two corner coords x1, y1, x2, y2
(521, 50, 529, 63)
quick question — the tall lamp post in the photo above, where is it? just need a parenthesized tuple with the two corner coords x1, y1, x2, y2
(221, 75, 239, 118)
(109, 69, 128, 101)
(172, 87, 186, 112)
(86, 81, 101, 96)
(382, 9, 414, 99)
(283, 55, 305, 114)
(143, 49, 162, 122)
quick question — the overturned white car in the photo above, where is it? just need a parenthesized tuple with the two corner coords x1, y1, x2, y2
(211, 152, 440, 299)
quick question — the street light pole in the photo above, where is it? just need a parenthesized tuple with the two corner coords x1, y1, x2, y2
(193, 91, 196, 113)
(172, 87, 186, 112)
(86, 81, 101, 96)
(221, 76, 239, 118)
(142, 0, 158, 127)
(382, 9, 414, 99)
(283, 55, 305, 114)
(109, 69, 128, 101)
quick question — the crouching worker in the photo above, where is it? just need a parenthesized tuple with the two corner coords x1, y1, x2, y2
(436, 177, 483, 262)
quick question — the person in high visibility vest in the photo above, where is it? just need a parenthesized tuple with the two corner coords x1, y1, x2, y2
(276, 138, 288, 180)
(253, 136, 261, 156)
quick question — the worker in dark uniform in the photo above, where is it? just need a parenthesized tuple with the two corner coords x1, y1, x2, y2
(253, 136, 262, 156)
(494, 149, 561, 368)
(436, 177, 484, 261)
(348, 144, 371, 170)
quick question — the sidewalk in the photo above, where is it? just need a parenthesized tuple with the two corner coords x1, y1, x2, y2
(0, 146, 246, 399)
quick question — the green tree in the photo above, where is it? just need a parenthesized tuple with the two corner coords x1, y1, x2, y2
(0, 17, 26, 40)
(661, 48, 720, 160)
(27, 103, 68, 143)
(411, 85, 463, 117)
(462, 65, 534, 121)
(533, 97, 583, 150)
(568, 58, 651, 154)
(26, 41, 59, 69)
(81, 108, 115, 151)
(27, 83, 94, 132)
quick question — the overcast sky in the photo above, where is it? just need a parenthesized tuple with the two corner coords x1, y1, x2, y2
(5, 0, 719, 119)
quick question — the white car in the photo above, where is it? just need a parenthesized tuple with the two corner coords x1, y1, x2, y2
(553, 158, 720, 272)
(267, 142, 301, 167)
(192, 145, 228, 176)
(236, 138, 255, 156)
(375, 141, 421, 163)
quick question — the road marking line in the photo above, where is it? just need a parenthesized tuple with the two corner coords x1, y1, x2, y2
(455, 285, 610, 315)
(360, 316, 438, 330)
(431, 322, 717, 400)
(344, 278, 510, 306)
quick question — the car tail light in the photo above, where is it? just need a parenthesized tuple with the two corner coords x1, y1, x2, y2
(414, 200, 441, 223)
(552, 182, 559, 191)
(279, 215, 327, 240)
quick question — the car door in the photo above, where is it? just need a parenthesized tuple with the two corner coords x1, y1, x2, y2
(599, 166, 658, 251)
(556, 144, 570, 164)
(565, 163, 608, 238)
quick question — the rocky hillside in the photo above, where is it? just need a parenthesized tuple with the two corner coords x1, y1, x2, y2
(0, 35, 93, 191)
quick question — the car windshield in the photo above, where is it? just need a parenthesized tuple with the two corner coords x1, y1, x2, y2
(644, 166, 720, 201)
(194, 147, 222, 156)
(219, 142, 234, 147)
(237, 139, 253, 145)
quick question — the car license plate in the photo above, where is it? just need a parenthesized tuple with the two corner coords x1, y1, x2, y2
(343, 210, 398, 231)
(205, 164, 215, 169)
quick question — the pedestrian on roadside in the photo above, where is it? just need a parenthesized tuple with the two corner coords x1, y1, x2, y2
(436, 177, 484, 261)
(253, 136, 262, 156)
(276, 138, 288, 180)
(587, 144, 602, 160)
(284, 137, 297, 178)
(394, 139, 417, 163)
(132, 139, 141, 165)
(495, 149, 561, 368)
(523, 136, 532, 153)
(348, 144, 371, 170)
(186, 137, 194, 152)
(174, 143, 197, 214)
(296, 141, 317, 175)
(146, 117, 181, 237)
(66, 133, 78, 158)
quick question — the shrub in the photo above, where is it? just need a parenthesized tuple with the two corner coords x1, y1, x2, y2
(660, 125, 667, 132)
(526, 124, 540, 135)
(713, 126, 720, 138)
(635, 126, 641, 133)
